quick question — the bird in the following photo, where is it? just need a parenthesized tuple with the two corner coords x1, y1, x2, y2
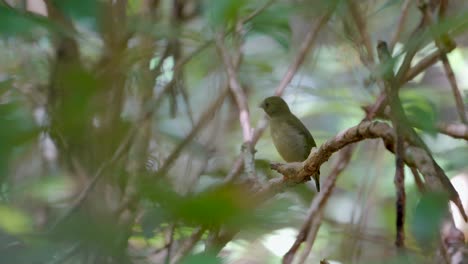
(260, 96, 320, 192)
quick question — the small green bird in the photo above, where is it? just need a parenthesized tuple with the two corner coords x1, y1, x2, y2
(260, 96, 320, 192)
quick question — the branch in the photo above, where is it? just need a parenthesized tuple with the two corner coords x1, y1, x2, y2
(362, 105, 468, 140)
(347, 0, 374, 64)
(422, 4, 467, 124)
(402, 46, 455, 84)
(282, 147, 355, 264)
(296, 210, 324, 264)
(365, 2, 435, 120)
(170, 228, 205, 264)
(437, 123, 468, 140)
(410, 167, 426, 193)
(441, 217, 467, 264)
(215, 34, 253, 143)
(377, 41, 406, 248)
(274, 12, 332, 96)
(48, 128, 136, 231)
(156, 88, 229, 176)
(439, 56, 467, 124)
(265, 121, 467, 221)
(394, 2, 430, 83)
(389, 0, 413, 52)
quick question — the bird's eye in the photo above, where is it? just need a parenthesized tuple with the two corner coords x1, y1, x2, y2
(265, 102, 269, 108)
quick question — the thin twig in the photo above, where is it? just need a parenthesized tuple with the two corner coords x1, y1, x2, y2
(215, 34, 253, 143)
(164, 224, 176, 264)
(170, 228, 205, 264)
(410, 167, 426, 193)
(156, 88, 229, 176)
(296, 210, 324, 264)
(240, 0, 275, 24)
(347, 0, 374, 64)
(422, 5, 467, 124)
(169, 0, 275, 77)
(394, 2, 430, 82)
(438, 56, 467, 124)
(283, 147, 355, 264)
(274, 13, 332, 96)
(362, 105, 468, 140)
(48, 128, 136, 231)
(402, 46, 455, 84)
(216, 30, 257, 177)
(389, 0, 413, 52)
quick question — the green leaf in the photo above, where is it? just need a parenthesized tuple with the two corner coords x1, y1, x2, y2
(400, 93, 438, 134)
(50, 0, 100, 30)
(0, 6, 51, 36)
(0, 101, 38, 184)
(410, 192, 449, 251)
(180, 252, 221, 264)
(140, 205, 168, 239)
(203, 0, 248, 28)
(0, 205, 32, 234)
(51, 0, 99, 20)
(247, 3, 292, 50)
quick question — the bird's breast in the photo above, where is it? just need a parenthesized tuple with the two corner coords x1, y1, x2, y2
(270, 120, 308, 162)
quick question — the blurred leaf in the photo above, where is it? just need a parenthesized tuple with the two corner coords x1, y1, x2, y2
(51, 63, 100, 144)
(0, 6, 50, 36)
(371, 0, 402, 16)
(140, 205, 168, 239)
(0, 101, 38, 184)
(51, 0, 99, 21)
(176, 184, 254, 227)
(29, 176, 74, 203)
(0, 205, 32, 234)
(51, 211, 123, 253)
(204, 0, 248, 27)
(410, 192, 449, 251)
(180, 252, 221, 264)
(158, 124, 211, 159)
(0, 77, 13, 96)
(247, 4, 292, 50)
(435, 146, 468, 173)
(140, 179, 258, 228)
(401, 93, 438, 134)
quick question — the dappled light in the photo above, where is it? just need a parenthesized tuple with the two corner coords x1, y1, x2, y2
(0, 0, 467, 263)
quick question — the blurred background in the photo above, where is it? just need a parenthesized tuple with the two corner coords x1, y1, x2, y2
(0, 0, 467, 263)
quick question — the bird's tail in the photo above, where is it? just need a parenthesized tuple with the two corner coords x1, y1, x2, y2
(313, 170, 320, 192)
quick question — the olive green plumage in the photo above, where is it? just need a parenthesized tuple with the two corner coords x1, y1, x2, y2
(260, 96, 320, 192)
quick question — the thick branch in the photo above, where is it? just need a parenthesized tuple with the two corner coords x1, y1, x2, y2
(437, 123, 468, 140)
(267, 121, 466, 221)
(377, 41, 406, 248)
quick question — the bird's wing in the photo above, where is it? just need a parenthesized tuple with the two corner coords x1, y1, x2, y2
(286, 114, 316, 156)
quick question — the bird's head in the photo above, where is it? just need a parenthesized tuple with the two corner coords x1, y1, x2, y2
(259, 96, 291, 118)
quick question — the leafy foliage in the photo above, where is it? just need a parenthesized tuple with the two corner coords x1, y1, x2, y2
(0, 0, 467, 263)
